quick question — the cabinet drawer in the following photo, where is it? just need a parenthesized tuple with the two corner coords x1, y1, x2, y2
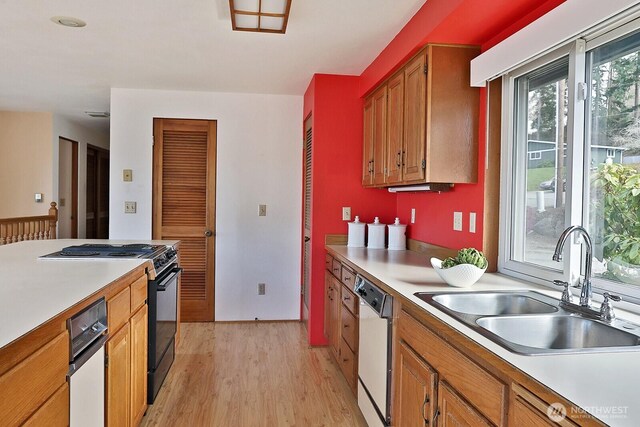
(0, 331, 69, 426)
(398, 310, 507, 426)
(108, 286, 131, 334)
(339, 338, 357, 392)
(340, 266, 356, 288)
(22, 383, 69, 427)
(341, 305, 357, 352)
(341, 285, 358, 315)
(130, 274, 148, 312)
(325, 254, 333, 271)
(331, 259, 342, 278)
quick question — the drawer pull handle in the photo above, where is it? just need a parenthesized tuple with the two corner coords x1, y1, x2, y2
(344, 295, 351, 301)
(422, 393, 430, 425)
(344, 324, 349, 328)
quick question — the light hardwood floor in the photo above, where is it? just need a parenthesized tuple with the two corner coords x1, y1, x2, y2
(141, 322, 367, 427)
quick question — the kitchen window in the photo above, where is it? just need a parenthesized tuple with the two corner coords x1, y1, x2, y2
(500, 17, 640, 302)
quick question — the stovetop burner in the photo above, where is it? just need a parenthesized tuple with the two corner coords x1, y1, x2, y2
(108, 252, 138, 257)
(59, 251, 101, 257)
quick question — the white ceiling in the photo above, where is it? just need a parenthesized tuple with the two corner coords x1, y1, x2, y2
(0, 0, 426, 130)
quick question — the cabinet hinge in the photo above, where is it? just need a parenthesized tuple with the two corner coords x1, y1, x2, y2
(105, 354, 109, 368)
(424, 64, 428, 75)
(422, 159, 426, 169)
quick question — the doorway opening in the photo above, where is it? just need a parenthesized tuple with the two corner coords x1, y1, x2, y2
(58, 137, 78, 238)
(86, 145, 109, 239)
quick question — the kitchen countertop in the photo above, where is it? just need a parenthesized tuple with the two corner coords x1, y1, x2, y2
(0, 239, 176, 349)
(328, 245, 640, 426)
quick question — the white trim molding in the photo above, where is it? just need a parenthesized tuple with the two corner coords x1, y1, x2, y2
(470, 0, 640, 87)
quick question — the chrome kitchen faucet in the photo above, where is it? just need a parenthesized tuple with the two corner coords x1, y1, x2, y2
(552, 225, 593, 307)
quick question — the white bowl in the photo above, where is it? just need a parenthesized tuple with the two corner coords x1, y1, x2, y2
(430, 257, 487, 288)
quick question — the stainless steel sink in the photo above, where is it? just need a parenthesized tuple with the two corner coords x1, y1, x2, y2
(414, 290, 640, 355)
(476, 315, 640, 353)
(430, 292, 558, 316)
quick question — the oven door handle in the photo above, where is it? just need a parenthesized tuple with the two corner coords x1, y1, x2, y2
(157, 267, 183, 291)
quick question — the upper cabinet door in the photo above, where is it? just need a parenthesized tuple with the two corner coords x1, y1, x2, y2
(386, 70, 405, 185)
(403, 51, 427, 184)
(362, 96, 374, 187)
(372, 85, 388, 186)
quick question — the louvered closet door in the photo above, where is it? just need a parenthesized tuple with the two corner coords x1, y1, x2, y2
(302, 116, 312, 312)
(153, 118, 216, 322)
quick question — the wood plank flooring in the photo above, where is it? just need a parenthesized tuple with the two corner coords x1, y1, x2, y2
(141, 322, 367, 427)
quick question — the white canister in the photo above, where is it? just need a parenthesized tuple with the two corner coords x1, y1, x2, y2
(347, 216, 365, 248)
(367, 217, 386, 249)
(387, 217, 407, 250)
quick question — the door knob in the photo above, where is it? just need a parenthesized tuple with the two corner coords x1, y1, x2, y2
(204, 230, 213, 237)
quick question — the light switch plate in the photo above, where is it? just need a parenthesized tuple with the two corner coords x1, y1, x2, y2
(259, 204, 267, 216)
(342, 207, 351, 221)
(125, 201, 137, 214)
(34, 193, 43, 203)
(123, 169, 133, 182)
(453, 212, 463, 231)
(469, 212, 476, 233)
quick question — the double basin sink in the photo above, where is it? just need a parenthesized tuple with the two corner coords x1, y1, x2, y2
(415, 291, 640, 355)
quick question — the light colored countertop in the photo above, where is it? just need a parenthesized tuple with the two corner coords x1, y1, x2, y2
(0, 239, 176, 349)
(328, 245, 640, 427)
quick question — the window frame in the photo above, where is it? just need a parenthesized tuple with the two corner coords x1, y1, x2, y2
(497, 9, 640, 304)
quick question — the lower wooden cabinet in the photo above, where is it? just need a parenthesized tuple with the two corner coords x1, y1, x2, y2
(510, 383, 578, 427)
(107, 323, 131, 426)
(394, 341, 437, 427)
(438, 381, 491, 427)
(130, 304, 148, 426)
(0, 331, 69, 426)
(22, 383, 69, 427)
(325, 254, 359, 396)
(106, 273, 148, 427)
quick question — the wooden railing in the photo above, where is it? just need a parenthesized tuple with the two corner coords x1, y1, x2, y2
(0, 202, 58, 245)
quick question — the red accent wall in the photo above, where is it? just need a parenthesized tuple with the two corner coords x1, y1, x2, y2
(303, 0, 568, 345)
(304, 74, 397, 345)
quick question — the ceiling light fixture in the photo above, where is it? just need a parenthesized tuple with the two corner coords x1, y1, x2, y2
(51, 16, 87, 28)
(85, 111, 110, 118)
(229, 0, 292, 34)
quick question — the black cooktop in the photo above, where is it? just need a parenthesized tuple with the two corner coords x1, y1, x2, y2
(42, 243, 165, 259)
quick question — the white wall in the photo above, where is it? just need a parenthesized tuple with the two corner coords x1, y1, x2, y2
(109, 88, 303, 321)
(52, 116, 109, 238)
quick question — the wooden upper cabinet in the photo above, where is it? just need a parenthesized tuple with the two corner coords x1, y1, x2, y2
(362, 96, 374, 186)
(372, 85, 388, 186)
(425, 44, 480, 184)
(362, 43, 480, 188)
(386, 70, 405, 185)
(403, 51, 427, 184)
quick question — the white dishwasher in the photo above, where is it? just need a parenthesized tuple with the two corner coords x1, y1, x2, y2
(354, 275, 393, 427)
(67, 298, 108, 427)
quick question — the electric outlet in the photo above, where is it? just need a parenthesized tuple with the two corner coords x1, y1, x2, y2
(125, 201, 137, 214)
(469, 212, 477, 233)
(258, 283, 266, 295)
(453, 212, 463, 231)
(259, 204, 267, 216)
(342, 207, 351, 221)
(123, 169, 133, 182)
(411, 208, 416, 224)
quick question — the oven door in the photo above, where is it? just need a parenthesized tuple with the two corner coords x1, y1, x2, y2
(148, 265, 180, 369)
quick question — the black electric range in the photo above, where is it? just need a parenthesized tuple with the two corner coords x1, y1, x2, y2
(41, 243, 177, 276)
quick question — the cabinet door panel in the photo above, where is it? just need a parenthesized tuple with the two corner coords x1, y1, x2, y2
(372, 85, 388, 186)
(130, 305, 148, 426)
(106, 323, 131, 427)
(394, 340, 437, 427)
(403, 51, 427, 183)
(363, 96, 374, 186)
(386, 71, 404, 185)
(438, 381, 491, 427)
